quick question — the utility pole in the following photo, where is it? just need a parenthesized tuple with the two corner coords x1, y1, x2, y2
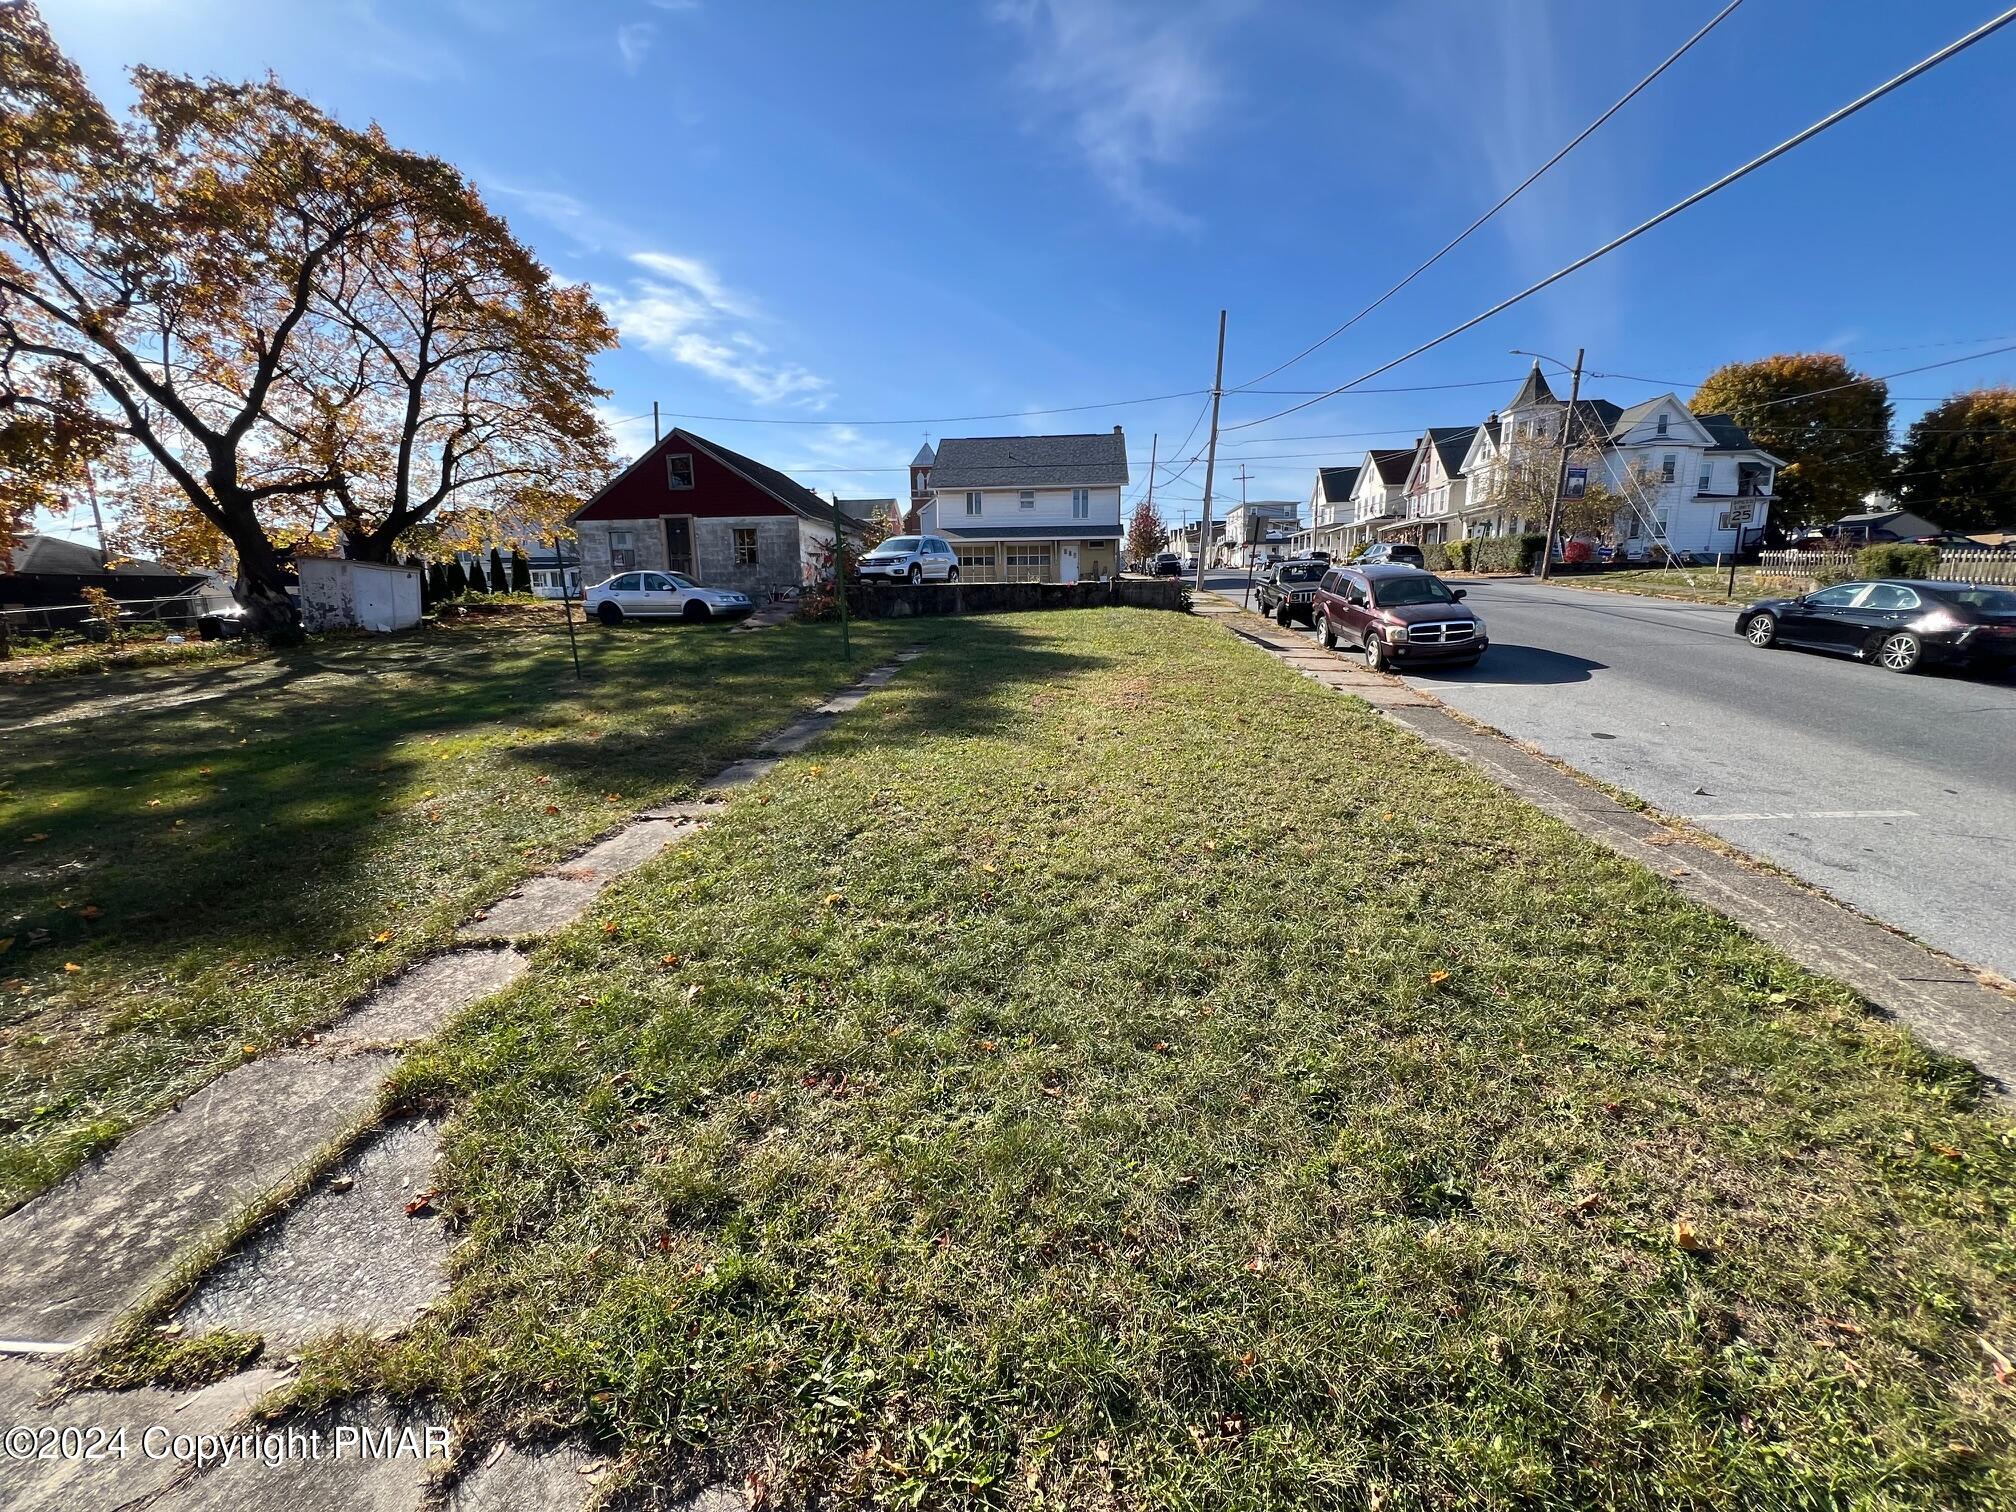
(1194, 310, 1226, 592)
(1140, 432, 1158, 571)
(832, 494, 851, 661)
(1537, 347, 1584, 583)
(652, 402, 661, 444)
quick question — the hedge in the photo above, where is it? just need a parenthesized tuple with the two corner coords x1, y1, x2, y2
(1469, 533, 1548, 574)
(1856, 543, 1939, 580)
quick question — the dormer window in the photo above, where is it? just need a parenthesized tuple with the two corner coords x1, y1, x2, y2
(1656, 413, 1669, 436)
(666, 453, 694, 490)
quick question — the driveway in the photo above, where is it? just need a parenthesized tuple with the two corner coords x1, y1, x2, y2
(1208, 570, 2016, 979)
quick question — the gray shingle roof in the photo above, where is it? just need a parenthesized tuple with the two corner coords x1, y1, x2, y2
(929, 430, 1129, 490)
(7, 533, 179, 576)
(1369, 447, 1413, 484)
(1695, 413, 1758, 452)
(1507, 361, 1556, 410)
(911, 442, 935, 467)
(1318, 465, 1361, 503)
(1428, 426, 1472, 476)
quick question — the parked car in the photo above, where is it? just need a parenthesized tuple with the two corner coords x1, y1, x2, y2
(584, 570, 752, 625)
(1180, 555, 1197, 573)
(1358, 542, 1426, 568)
(1736, 578, 2016, 674)
(1146, 552, 1183, 577)
(1312, 564, 1487, 670)
(1254, 558, 1327, 626)
(856, 535, 960, 584)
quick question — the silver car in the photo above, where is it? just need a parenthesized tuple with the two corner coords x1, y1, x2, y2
(584, 570, 751, 625)
(856, 535, 960, 584)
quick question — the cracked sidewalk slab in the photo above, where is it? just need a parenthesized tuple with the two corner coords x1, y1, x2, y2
(0, 1051, 395, 1346)
(0, 1358, 287, 1512)
(176, 1120, 454, 1349)
(323, 948, 527, 1048)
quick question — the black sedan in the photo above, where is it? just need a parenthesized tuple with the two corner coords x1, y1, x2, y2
(1736, 578, 2016, 674)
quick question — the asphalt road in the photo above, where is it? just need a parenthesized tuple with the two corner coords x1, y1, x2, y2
(1205, 570, 2016, 979)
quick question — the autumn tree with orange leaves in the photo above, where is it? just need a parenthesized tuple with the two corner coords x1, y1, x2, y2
(0, 3, 616, 634)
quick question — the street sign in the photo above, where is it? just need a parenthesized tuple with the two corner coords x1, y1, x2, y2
(1727, 500, 1756, 527)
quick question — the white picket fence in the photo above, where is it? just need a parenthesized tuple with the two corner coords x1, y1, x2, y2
(1757, 549, 2016, 586)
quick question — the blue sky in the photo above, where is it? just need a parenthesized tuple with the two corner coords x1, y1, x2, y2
(35, 0, 2016, 537)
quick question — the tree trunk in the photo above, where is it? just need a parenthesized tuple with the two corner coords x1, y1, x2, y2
(215, 502, 302, 643)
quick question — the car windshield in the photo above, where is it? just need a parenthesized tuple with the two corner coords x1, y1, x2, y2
(1941, 587, 2016, 613)
(1278, 564, 1324, 583)
(1372, 575, 1456, 606)
(869, 537, 919, 555)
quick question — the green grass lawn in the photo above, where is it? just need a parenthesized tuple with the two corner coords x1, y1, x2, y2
(293, 608, 2013, 1509)
(0, 613, 923, 1211)
(1552, 566, 1809, 604)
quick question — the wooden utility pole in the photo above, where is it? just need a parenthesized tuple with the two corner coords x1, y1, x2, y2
(832, 494, 852, 661)
(1537, 347, 1584, 583)
(652, 402, 661, 444)
(1194, 311, 1227, 592)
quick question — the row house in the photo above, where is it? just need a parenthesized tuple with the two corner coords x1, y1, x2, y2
(1301, 465, 1359, 558)
(1218, 499, 1302, 566)
(1345, 447, 1413, 546)
(1308, 362, 1784, 559)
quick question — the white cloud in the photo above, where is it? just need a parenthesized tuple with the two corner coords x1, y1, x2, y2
(616, 20, 655, 73)
(600, 251, 831, 409)
(993, 0, 1232, 229)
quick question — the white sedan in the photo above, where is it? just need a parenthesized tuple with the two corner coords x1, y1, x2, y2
(584, 570, 753, 625)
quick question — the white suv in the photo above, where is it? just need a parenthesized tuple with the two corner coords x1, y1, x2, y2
(857, 535, 960, 584)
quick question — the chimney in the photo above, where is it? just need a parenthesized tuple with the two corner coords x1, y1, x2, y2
(1113, 425, 1123, 434)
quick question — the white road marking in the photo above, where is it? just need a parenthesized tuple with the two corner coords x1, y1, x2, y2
(1689, 809, 1920, 822)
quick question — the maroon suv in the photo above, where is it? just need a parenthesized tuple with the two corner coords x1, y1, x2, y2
(1312, 563, 1487, 670)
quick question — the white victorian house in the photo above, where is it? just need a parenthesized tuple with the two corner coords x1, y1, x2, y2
(1468, 362, 1783, 556)
(917, 429, 1128, 582)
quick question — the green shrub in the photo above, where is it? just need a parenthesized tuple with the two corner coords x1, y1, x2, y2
(510, 549, 533, 594)
(1856, 543, 1939, 580)
(427, 562, 449, 604)
(465, 556, 489, 594)
(1470, 533, 1547, 574)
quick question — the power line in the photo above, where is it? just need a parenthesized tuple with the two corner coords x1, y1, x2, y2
(652, 389, 1209, 428)
(1227, 6, 2016, 434)
(1231, 0, 1746, 392)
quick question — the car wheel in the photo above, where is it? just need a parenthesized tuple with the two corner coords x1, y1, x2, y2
(948, 567, 961, 583)
(1743, 611, 1777, 647)
(596, 602, 623, 626)
(1317, 612, 1336, 650)
(1365, 634, 1389, 672)
(682, 600, 712, 623)
(1875, 630, 1922, 673)
(1275, 604, 1291, 626)
(908, 565, 923, 585)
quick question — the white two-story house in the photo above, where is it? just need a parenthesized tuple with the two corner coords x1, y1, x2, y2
(1304, 465, 1360, 558)
(1348, 447, 1412, 545)
(1479, 363, 1782, 555)
(919, 429, 1128, 583)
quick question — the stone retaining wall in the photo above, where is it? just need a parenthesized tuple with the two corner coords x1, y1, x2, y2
(854, 577, 1184, 618)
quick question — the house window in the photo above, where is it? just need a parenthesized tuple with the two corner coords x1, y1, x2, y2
(610, 528, 636, 572)
(666, 453, 694, 490)
(1656, 413, 1669, 436)
(1699, 464, 1713, 492)
(1661, 453, 1677, 483)
(1071, 487, 1090, 519)
(965, 491, 983, 516)
(1018, 490, 1036, 511)
(1004, 546, 1052, 569)
(732, 528, 758, 565)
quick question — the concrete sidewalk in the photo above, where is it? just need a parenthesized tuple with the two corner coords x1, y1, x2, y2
(1197, 590, 2016, 1096)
